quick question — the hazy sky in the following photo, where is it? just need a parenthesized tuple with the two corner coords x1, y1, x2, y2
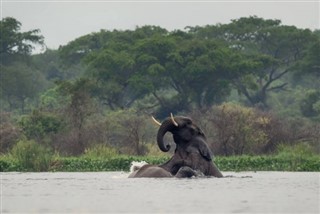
(1, 0, 319, 51)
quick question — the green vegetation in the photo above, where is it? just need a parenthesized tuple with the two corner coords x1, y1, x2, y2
(4, 140, 53, 172)
(1, 149, 319, 172)
(1, 142, 319, 172)
(0, 16, 319, 172)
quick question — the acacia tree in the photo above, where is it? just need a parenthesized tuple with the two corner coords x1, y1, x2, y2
(190, 16, 318, 109)
(85, 48, 139, 110)
(0, 17, 45, 112)
(0, 17, 44, 62)
(78, 28, 172, 112)
(164, 38, 261, 110)
(1, 63, 46, 112)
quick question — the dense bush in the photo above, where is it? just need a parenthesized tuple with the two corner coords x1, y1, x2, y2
(2, 102, 319, 159)
(11, 140, 53, 171)
(0, 154, 21, 171)
(83, 144, 119, 159)
(300, 89, 320, 119)
(190, 103, 319, 156)
(215, 155, 320, 172)
(19, 110, 64, 142)
(103, 110, 158, 155)
(0, 112, 22, 153)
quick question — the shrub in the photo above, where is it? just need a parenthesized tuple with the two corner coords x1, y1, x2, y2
(0, 112, 22, 153)
(276, 142, 315, 159)
(0, 154, 22, 171)
(19, 110, 63, 142)
(83, 144, 118, 159)
(11, 140, 53, 171)
(300, 89, 320, 119)
(191, 103, 319, 156)
(104, 110, 157, 155)
(194, 103, 269, 156)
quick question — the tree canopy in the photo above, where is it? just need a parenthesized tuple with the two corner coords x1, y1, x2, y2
(0, 17, 45, 112)
(0, 17, 44, 62)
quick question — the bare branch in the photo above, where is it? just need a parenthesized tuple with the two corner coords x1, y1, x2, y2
(267, 83, 288, 92)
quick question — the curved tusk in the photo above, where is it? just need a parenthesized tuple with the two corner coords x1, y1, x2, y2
(151, 116, 161, 126)
(170, 113, 178, 127)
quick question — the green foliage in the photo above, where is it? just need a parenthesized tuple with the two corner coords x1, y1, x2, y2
(39, 86, 68, 110)
(214, 143, 320, 172)
(10, 140, 53, 171)
(215, 155, 320, 172)
(0, 112, 22, 153)
(300, 89, 320, 120)
(32, 49, 65, 80)
(1, 16, 319, 161)
(48, 155, 170, 172)
(191, 102, 319, 156)
(0, 17, 44, 58)
(1, 154, 319, 172)
(277, 143, 315, 159)
(191, 16, 318, 109)
(0, 17, 46, 112)
(197, 103, 272, 155)
(19, 110, 63, 141)
(0, 154, 22, 171)
(0, 62, 47, 112)
(104, 110, 156, 155)
(83, 144, 119, 159)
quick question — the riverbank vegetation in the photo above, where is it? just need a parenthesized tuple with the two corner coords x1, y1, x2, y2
(1, 16, 319, 172)
(1, 142, 319, 172)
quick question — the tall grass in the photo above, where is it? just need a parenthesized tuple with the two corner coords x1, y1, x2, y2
(10, 140, 53, 171)
(82, 144, 119, 159)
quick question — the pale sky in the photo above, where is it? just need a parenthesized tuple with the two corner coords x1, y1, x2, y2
(1, 0, 319, 51)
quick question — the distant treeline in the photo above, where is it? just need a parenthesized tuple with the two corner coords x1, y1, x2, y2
(0, 16, 319, 157)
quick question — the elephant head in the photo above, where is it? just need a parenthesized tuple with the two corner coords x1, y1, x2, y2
(154, 113, 205, 152)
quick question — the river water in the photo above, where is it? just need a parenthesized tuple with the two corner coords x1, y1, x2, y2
(1, 171, 319, 213)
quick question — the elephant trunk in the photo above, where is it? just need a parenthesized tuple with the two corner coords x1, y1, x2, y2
(157, 118, 177, 152)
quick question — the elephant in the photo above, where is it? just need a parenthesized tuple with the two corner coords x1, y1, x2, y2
(154, 114, 223, 178)
(128, 114, 223, 178)
(128, 161, 204, 178)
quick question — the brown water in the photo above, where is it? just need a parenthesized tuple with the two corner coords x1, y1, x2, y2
(1, 171, 319, 213)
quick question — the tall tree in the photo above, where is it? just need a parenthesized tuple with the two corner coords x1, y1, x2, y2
(57, 78, 95, 154)
(190, 16, 318, 109)
(0, 17, 45, 112)
(1, 63, 46, 112)
(0, 17, 44, 63)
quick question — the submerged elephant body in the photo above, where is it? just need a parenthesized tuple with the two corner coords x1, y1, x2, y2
(128, 164, 171, 178)
(128, 162, 204, 178)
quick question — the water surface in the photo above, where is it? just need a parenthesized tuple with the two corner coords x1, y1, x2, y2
(1, 171, 319, 213)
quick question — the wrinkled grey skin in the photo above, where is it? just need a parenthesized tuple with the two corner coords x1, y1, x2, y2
(128, 164, 203, 178)
(158, 116, 223, 178)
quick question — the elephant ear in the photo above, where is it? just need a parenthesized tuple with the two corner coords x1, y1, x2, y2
(198, 140, 213, 161)
(196, 127, 206, 139)
(186, 137, 213, 161)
